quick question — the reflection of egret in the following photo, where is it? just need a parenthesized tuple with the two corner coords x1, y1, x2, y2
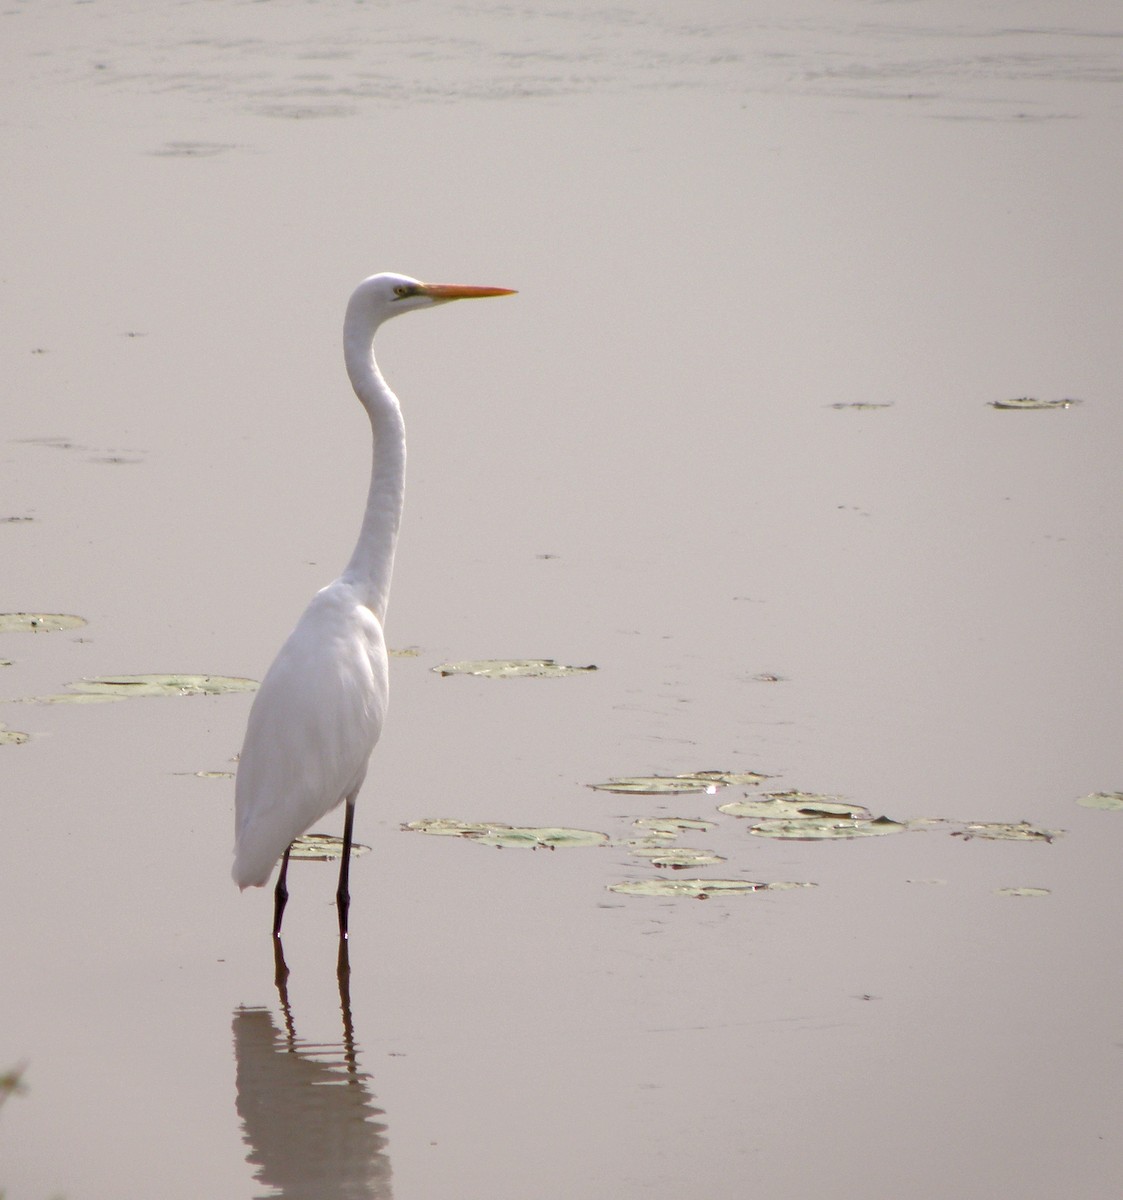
(232, 274, 515, 938)
(233, 942, 391, 1199)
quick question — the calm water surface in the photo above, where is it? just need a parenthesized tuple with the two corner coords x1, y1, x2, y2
(2, 3, 1120, 1198)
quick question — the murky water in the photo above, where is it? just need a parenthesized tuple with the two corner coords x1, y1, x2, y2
(2, 3, 1121, 1197)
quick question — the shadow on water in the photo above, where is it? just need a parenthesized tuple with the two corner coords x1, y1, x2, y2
(233, 941, 392, 1199)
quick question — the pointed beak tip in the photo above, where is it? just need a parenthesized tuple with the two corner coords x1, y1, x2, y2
(422, 283, 517, 300)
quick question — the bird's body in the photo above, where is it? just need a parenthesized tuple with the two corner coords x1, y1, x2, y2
(232, 272, 514, 937)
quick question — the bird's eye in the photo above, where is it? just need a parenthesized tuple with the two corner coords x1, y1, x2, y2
(393, 285, 411, 299)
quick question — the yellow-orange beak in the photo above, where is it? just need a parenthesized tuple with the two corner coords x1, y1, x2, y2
(420, 283, 517, 301)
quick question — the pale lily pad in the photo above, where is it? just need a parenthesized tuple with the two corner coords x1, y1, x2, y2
(719, 793, 870, 821)
(590, 771, 768, 794)
(829, 401, 893, 410)
(749, 815, 908, 840)
(952, 821, 1062, 843)
(0, 613, 87, 633)
(65, 674, 259, 698)
(288, 834, 371, 861)
(1076, 791, 1123, 811)
(0, 723, 29, 746)
(21, 692, 127, 705)
(990, 396, 1080, 410)
(609, 878, 815, 899)
(433, 659, 596, 678)
(389, 645, 421, 658)
(403, 818, 608, 849)
(995, 887, 1051, 897)
(686, 770, 772, 787)
(629, 847, 725, 869)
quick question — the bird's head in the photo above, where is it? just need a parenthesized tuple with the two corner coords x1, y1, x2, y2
(348, 272, 516, 328)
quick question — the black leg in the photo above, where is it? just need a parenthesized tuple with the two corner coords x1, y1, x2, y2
(336, 799, 356, 940)
(272, 844, 292, 938)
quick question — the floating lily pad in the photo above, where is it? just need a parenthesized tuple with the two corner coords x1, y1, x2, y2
(995, 887, 1051, 897)
(389, 645, 421, 658)
(0, 613, 87, 633)
(21, 692, 126, 705)
(952, 821, 1062, 843)
(288, 834, 371, 861)
(1076, 791, 1123, 811)
(433, 659, 596, 678)
(590, 770, 768, 795)
(749, 815, 908, 840)
(609, 878, 815, 899)
(591, 776, 714, 795)
(0, 723, 29, 745)
(629, 847, 725, 869)
(688, 770, 772, 786)
(65, 674, 259, 698)
(990, 396, 1080, 410)
(829, 401, 893, 410)
(403, 818, 608, 849)
(719, 792, 870, 821)
(192, 770, 235, 779)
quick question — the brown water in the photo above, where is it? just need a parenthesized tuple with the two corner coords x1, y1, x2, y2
(2, 3, 1121, 1197)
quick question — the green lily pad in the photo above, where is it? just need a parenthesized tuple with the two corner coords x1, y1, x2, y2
(629, 847, 725, 869)
(719, 793, 870, 820)
(433, 659, 596, 678)
(995, 887, 1051, 897)
(990, 396, 1080, 410)
(288, 834, 371, 861)
(0, 723, 29, 745)
(609, 878, 815, 899)
(952, 821, 1062, 843)
(1076, 791, 1123, 811)
(66, 674, 259, 698)
(403, 818, 608, 849)
(749, 815, 908, 840)
(0, 613, 87, 633)
(829, 401, 894, 410)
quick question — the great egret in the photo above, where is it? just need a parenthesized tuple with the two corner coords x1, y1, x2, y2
(233, 272, 515, 939)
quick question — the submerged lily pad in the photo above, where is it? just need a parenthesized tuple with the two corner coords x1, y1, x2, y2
(749, 815, 908, 840)
(403, 818, 608, 849)
(0, 723, 29, 745)
(629, 847, 725, 869)
(952, 821, 1062, 843)
(609, 878, 814, 899)
(66, 674, 259, 698)
(288, 834, 371, 861)
(633, 816, 715, 835)
(0, 613, 87, 633)
(990, 396, 1080, 410)
(995, 887, 1051, 897)
(433, 659, 596, 678)
(1076, 791, 1123, 811)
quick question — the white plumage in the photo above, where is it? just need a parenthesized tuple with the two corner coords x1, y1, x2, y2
(232, 272, 515, 938)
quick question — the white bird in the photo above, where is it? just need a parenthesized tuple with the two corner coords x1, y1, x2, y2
(233, 272, 515, 939)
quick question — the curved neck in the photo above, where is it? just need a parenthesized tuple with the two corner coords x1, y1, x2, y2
(340, 317, 406, 626)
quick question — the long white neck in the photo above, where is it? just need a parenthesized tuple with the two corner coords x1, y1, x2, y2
(340, 314, 406, 627)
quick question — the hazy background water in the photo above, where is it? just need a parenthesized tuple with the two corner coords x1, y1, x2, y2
(2, 3, 1121, 1198)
